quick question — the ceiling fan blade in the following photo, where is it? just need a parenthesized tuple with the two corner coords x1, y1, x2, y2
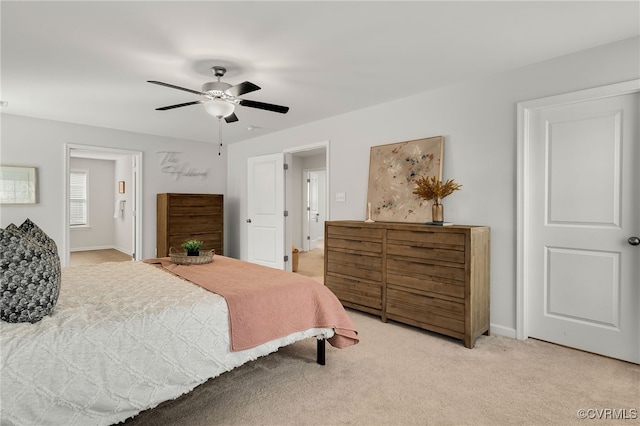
(147, 80, 205, 96)
(225, 81, 261, 97)
(155, 100, 204, 111)
(225, 112, 239, 123)
(239, 99, 289, 114)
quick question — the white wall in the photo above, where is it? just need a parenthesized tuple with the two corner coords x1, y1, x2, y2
(227, 36, 640, 337)
(0, 114, 226, 262)
(69, 157, 116, 251)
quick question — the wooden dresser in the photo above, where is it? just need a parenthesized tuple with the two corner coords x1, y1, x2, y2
(325, 220, 490, 348)
(156, 193, 224, 257)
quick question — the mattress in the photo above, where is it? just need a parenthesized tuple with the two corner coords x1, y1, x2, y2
(0, 261, 333, 426)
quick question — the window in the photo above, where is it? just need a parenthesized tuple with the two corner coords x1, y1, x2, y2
(69, 170, 88, 226)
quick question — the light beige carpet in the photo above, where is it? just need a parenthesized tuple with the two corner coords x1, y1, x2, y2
(125, 309, 639, 426)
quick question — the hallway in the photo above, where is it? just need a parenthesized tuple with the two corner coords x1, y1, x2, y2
(294, 243, 324, 284)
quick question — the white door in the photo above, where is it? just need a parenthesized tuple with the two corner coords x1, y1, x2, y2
(247, 153, 285, 269)
(527, 91, 639, 363)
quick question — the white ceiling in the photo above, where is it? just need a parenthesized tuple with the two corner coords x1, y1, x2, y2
(2, 1, 638, 145)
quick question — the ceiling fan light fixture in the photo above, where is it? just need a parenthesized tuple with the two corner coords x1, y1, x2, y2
(149, 65, 289, 124)
(204, 99, 235, 118)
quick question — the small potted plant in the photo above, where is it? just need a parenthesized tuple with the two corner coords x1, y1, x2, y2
(413, 176, 462, 223)
(181, 239, 203, 256)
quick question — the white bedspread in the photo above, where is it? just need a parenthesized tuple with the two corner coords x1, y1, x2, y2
(0, 261, 333, 426)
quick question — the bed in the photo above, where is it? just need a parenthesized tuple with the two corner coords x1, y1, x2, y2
(0, 253, 358, 426)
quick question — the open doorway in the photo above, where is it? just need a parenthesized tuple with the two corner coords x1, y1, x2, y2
(64, 144, 142, 267)
(285, 143, 328, 283)
(302, 169, 326, 252)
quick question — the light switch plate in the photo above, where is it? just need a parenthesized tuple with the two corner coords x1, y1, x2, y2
(336, 192, 346, 202)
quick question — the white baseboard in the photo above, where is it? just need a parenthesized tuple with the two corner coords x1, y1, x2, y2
(114, 246, 133, 256)
(490, 323, 517, 339)
(70, 245, 132, 256)
(70, 245, 114, 252)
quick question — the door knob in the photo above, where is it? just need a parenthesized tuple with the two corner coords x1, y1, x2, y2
(628, 236, 640, 246)
(246, 219, 252, 223)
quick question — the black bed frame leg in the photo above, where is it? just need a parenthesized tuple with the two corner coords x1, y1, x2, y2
(316, 338, 326, 365)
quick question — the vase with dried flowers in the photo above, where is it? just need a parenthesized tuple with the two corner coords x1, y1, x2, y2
(412, 176, 462, 223)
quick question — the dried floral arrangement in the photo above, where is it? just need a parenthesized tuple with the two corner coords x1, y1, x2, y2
(413, 176, 462, 203)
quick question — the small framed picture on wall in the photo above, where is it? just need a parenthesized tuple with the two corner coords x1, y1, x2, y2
(0, 165, 38, 204)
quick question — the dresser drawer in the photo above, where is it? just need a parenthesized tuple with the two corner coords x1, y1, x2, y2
(387, 257, 466, 285)
(387, 229, 465, 249)
(166, 195, 223, 212)
(386, 272, 464, 299)
(326, 249, 382, 282)
(387, 243, 464, 264)
(327, 238, 382, 254)
(386, 288, 464, 334)
(326, 225, 383, 254)
(325, 274, 382, 310)
(168, 233, 222, 252)
(169, 214, 223, 232)
(327, 224, 383, 240)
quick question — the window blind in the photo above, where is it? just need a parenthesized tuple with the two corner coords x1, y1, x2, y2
(69, 171, 87, 226)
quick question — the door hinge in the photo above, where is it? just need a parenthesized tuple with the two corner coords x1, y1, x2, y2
(284, 255, 289, 262)
(284, 210, 289, 217)
(283, 163, 289, 170)
(307, 178, 310, 183)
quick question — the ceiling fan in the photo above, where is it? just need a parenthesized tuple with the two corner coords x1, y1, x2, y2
(148, 66, 289, 123)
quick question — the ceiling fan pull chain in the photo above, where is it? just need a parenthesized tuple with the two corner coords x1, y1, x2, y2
(218, 117, 223, 156)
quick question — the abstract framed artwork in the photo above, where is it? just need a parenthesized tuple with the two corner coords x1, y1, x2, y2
(0, 165, 38, 204)
(367, 136, 443, 223)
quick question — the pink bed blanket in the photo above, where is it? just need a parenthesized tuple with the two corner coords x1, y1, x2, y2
(145, 256, 358, 351)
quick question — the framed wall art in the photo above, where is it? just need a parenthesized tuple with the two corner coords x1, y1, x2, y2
(366, 136, 443, 223)
(0, 165, 38, 204)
